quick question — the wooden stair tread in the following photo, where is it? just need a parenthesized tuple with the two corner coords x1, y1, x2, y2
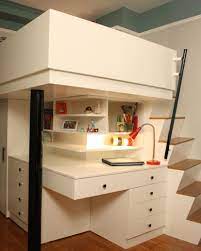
(188, 208, 201, 224)
(168, 159, 201, 171)
(150, 116, 185, 120)
(177, 182, 201, 197)
(159, 137, 194, 145)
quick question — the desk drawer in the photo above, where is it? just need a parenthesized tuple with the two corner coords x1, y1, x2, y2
(74, 173, 130, 199)
(131, 182, 167, 203)
(129, 197, 166, 219)
(136, 168, 167, 186)
(127, 213, 165, 239)
(74, 168, 167, 199)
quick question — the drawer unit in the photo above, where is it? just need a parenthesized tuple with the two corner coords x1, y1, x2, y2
(127, 213, 165, 239)
(131, 182, 167, 203)
(73, 168, 167, 199)
(8, 158, 28, 224)
(129, 197, 166, 219)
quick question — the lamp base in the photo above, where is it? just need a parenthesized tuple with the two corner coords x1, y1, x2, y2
(146, 160, 161, 165)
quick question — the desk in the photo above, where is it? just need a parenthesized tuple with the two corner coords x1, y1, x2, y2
(8, 154, 167, 248)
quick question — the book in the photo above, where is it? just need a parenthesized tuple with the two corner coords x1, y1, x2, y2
(102, 158, 144, 166)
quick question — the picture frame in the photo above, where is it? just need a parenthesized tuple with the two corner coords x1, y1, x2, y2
(56, 101, 67, 114)
(62, 120, 78, 131)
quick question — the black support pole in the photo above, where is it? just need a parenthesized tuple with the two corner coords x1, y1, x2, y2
(164, 49, 188, 159)
(28, 90, 44, 251)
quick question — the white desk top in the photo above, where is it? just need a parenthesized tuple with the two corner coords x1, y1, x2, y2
(9, 154, 166, 180)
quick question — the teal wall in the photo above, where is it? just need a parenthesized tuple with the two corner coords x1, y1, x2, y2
(96, 8, 124, 28)
(0, 0, 43, 30)
(139, 0, 201, 32)
(97, 7, 140, 32)
(97, 0, 201, 33)
(121, 7, 140, 32)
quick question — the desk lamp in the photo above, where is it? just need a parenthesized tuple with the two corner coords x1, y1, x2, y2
(129, 123, 160, 165)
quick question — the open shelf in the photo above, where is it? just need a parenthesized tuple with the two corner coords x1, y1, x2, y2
(43, 142, 142, 153)
(43, 129, 105, 135)
(55, 113, 106, 117)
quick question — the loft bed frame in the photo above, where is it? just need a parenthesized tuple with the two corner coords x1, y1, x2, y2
(0, 9, 177, 100)
(0, 9, 178, 251)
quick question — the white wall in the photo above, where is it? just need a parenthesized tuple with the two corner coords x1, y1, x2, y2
(142, 17, 201, 159)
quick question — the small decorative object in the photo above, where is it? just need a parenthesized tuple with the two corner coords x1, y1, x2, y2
(62, 120, 78, 131)
(87, 120, 99, 133)
(116, 115, 125, 132)
(95, 102, 101, 114)
(91, 119, 96, 129)
(121, 105, 134, 132)
(122, 138, 129, 146)
(112, 135, 123, 146)
(84, 106, 93, 114)
(56, 101, 67, 114)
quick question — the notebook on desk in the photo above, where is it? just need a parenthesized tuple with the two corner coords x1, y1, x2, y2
(102, 158, 145, 166)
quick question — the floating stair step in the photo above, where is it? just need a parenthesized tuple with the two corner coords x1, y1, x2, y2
(177, 182, 201, 197)
(150, 116, 185, 120)
(159, 137, 194, 145)
(188, 208, 201, 224)
(168, 159, 201, 171)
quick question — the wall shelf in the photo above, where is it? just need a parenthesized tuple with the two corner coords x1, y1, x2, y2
(43, 129, 104, 135)
(55, 113, 106, 118)
(43, 142, 141, 153)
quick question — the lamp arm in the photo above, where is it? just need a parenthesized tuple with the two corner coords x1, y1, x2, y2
(140, 123, 155, 161)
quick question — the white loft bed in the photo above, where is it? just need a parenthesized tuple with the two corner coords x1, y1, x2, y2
(0, 9, 177, 100)
(0, 9, 183, 250)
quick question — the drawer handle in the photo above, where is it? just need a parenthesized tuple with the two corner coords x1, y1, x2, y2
(18, 197, 22, 202)
(2, 147, 5, 163)
(150, 192, 154, 196)
(102, 184, 107, 189)
(149, 208, 153, 212)
(150, 176, 154, 180)
(18, 182, 23, 187)
(148, 224, 152, 228)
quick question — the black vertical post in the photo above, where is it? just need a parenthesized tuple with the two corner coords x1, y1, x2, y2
(28, 90, 44, 251)
(164, 49, 188, 159)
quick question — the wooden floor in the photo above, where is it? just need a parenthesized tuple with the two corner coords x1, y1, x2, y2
(1, 213, 201, 251)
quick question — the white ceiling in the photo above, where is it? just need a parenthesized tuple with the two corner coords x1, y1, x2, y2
(12, 0, 172, 20)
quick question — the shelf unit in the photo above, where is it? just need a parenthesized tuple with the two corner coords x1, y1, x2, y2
(43, 96, 142, 157)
